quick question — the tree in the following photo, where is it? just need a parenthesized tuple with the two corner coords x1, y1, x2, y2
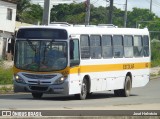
(112, 6, 124, 27)
(50, 3, 86, 24)
(16, 0, 31, 21)
(90, 6, 107, 24)
(127, 8, 156, 28)
(22, 4, 43, 24)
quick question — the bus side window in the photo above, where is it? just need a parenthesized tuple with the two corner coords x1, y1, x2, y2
(134, 36, 143, 57)
(102, 35, 113, 58)
(80, 35, 90, 59)
(70, 39, 80, 67)
(113, 35, 123, 58)
(90, 35, 101, 59)
(143, 35, 149, 57)
(124, 35, 134, 58)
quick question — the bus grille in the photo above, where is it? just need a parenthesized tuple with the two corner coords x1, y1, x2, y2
(27, 81, 51, 85)
(23, 73, 56, 79)
(29, 86, 48, 91)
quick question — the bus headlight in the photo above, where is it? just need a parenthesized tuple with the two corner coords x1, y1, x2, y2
(54, 76, 65, 84)
(14, 74, 25, 84)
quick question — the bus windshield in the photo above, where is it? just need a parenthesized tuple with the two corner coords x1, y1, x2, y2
(15, 40, 67, 72)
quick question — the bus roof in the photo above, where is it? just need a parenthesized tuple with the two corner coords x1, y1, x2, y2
(18, 25, 149, 36)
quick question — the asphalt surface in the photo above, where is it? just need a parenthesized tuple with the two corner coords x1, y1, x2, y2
(0, 78, 160, 110)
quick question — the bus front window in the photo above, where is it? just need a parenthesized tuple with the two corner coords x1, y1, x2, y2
(15, 40, 67, 71)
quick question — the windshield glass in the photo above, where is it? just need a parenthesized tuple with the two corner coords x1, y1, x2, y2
(15, 40, 67, 71)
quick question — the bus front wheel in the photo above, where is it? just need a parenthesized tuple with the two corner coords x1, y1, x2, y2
(75, 79, 88, 100)
(114, 75, 132, 97)
(32, 92, 43, 99)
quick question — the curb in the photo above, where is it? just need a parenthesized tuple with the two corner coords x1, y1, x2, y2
(150, 76, 160, 80)
(0, 84, 13, 88)
(0, 84, 13, 94)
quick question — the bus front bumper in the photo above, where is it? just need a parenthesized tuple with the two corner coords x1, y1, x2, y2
(13, 80, 69, 95)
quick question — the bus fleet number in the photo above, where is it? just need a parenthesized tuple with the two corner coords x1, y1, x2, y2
(123, 64, 134, 70)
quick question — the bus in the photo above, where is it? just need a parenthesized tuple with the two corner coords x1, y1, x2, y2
(13, 23, 150, 100)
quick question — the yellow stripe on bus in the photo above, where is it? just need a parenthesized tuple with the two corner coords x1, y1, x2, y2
(69, 62, 150, 74)
(13, 62, 150, 75)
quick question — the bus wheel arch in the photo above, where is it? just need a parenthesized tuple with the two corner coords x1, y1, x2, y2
(75, 75, 91, 100)
(114, 72, 132, 97)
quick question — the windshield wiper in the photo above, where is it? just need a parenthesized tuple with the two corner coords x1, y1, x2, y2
(26, 39, 36, 51)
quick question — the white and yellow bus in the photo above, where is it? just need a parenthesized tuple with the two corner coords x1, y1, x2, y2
(13, 23, 150, 100)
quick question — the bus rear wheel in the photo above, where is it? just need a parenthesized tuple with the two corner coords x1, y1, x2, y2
(32, 92, 43, 99)
(75, 79, 88, 100)
(114, 75, 132, 97)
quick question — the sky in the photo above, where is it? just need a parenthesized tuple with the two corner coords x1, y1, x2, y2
(31, 0, 160, 17)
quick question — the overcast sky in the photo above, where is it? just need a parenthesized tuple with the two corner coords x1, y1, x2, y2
(31, 0, 160, 17)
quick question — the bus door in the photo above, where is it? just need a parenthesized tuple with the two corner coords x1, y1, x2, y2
(68, 38, 81, 94)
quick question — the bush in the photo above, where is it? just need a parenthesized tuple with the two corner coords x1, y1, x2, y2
(151, 42, 160, 67)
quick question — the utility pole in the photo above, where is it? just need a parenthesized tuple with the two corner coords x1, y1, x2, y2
(85, 0, 90, 25)
(108, 0, 113, 24)
(106, 0, 109, 24)
(124, 0, 127, 27)
(150, 0, 152, 13)
(42, 0, 51, 25)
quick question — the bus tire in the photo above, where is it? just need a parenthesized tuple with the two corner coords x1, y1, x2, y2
(75, 79, 88, 100)
(114, 75, 132, 97)
(32, 92, 43, 99)
(114, 90, 122, 97)
(87, 92, 93, 96)
(123, 75, 132, 97)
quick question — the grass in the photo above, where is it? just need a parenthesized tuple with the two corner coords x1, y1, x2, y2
(0, 60, 13, 94)
(151, 42, 160, 67)
(150, 73, 157, 77)
(0, 60, 13, 85)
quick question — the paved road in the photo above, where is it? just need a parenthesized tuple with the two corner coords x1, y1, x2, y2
(0, 78, 160, 110)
